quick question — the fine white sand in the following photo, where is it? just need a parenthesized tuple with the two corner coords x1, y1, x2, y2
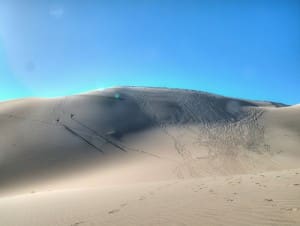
(0, 87, 299, 226)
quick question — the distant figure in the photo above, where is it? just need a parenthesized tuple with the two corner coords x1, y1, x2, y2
(114, 93, 120, 99)
(56, 118, 60, 123)
(70, 113, 74, 119)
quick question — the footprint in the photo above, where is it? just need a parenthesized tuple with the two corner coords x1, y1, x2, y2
(108, 209, 120, 214)
(70, 221, 85, 226)
(119, 203, 127, 208)
(139, 196, 146, 200)
(226, 199, 234, 202)
(293, 184, 300, 186)
(120, 203, 128, 207)
(264, 198, 273, 202)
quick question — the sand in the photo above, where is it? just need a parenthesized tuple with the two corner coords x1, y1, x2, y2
(0, 86, 299, 226)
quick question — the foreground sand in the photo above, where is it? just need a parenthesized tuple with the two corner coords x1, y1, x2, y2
(1, 169, 299, 226)
(0, 87, 299, 225)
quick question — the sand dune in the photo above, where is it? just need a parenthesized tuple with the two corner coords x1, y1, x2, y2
(0, 87, 299, 225)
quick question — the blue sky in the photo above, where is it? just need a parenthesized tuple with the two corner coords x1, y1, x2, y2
(0, 0, 299, 104)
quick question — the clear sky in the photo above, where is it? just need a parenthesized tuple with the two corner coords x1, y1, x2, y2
(0, 0, 299, 104)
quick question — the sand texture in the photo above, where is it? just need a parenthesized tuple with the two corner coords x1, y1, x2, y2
(0, 87, 299, 226)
